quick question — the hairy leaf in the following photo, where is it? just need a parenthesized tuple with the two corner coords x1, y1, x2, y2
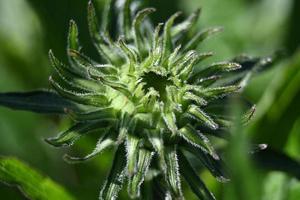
(128, 149, 154, 198)
(163, 12, 182, 58)
(190, 62, 241, 83)
(181, 141, 230, 182)
(126, 134, 140, 177)
(178, 151, 216, 200)
(88, 1, 116, 64)
(45, 120, 112, 147)
(164, 146, 183, 199)
(64, 132, 115, 163)
(187, 104, 219, 130)
(183, 27, 223, 52)
(100, 145, 126, 200)
(171, 9, 201, 38)
(178, 124, 218, 159)
(133, 8, 156, 53)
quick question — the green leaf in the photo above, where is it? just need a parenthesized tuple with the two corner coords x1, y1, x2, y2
(151, 23, 164, 66)
(175, 52, 213, 78)
(190, 62, 241, 83)
(234, 52, 282, 90)
(187, 104, 219, 130)
(49, 50, 107, 94)
(100, 145, 126, 200)
(64, 132, 115, 163)
(0, 157, 75, 200)
(87, 1, 116, 64)
(162, 112, 178, 134)
(120, 0, 132, 39)
(66, 21, 90, 77)
(162, 12, 182, 58)
(45, 120, 112, 147)
(133, 8, 156, 53)
(0, 90, 78, 114)
(67, 49, 100, 78)
(126, 134, 140, 177)
(164, 146, 183, 199)
(178, 124, 218, 159)
(67, 49, 93, 67)
(87, 66, 119, 82)
(197, 75, 221, 87)
(181, 141, 230, 182)
(168, 45, 182, 69)
(146, 129, 166, 171)
(201, 85, 241, 100)
(49, 76, 109, 107)
(173, 50, 197, 75)
(183, 92, 208, 106)
(68, 20, 80, 51)
(171, 9, 201, 38)
(87, 1, 100, 40)
(67, 107, 115, 122)
(178, 150, 216, 200)
(128, 149, 154, 198)
(93, 64, 119, 75)
(178, 52, 201, 79)
(101, 0, 115, 33)
(183, 27, 223, 52)
(49, 50, 79, 81)
(51, 72, 107, 97)
(117, 37, 138, 70)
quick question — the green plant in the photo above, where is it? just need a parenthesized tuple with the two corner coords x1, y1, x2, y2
(0, 157, 75, 200)
(0, 0, 278, 199)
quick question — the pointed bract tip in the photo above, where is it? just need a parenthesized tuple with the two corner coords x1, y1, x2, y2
(228, 62, 242, 71)
(63, 154, 82, 164)
(212, 152, 220, 160)
(69, 19, 76, 25)
(145, 7, 156, 12)
(258, 143, 268, 150)
(175, 11, 183, 17)
(44, 137, 61, 148)
(88, 0, 95, 11)
(48, 50, 55, 60)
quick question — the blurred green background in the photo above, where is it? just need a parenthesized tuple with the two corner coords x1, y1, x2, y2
(0, 0, 299, 199)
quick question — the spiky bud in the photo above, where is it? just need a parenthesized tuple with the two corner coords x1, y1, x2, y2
(0, 0, 279, 199)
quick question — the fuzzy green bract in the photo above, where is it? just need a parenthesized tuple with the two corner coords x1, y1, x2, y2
(0, 0, 279, 199)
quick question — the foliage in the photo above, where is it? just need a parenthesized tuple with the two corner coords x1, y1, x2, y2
(0, 0, 266, 199)
(0, 0, 299, 200)
(0, 157, 74, 200)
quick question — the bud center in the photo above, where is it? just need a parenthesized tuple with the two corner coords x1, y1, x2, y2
(141, 71, 173, 102)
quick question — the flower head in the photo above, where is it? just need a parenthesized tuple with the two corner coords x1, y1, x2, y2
(0, 0, 278, 199)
